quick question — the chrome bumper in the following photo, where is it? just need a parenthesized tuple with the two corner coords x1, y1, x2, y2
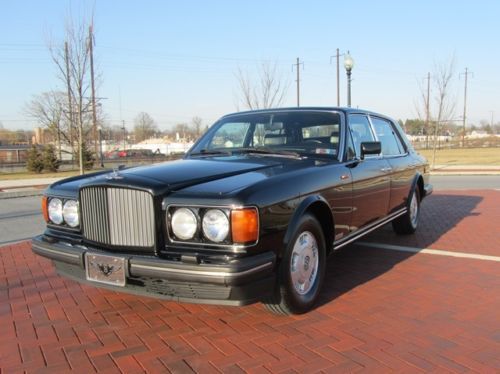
(31, 235, 276, 287)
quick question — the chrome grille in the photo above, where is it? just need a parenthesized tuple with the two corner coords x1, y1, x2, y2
(80, 187, 155, 247)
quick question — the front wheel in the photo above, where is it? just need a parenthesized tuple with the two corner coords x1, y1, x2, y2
(392, 188, 420, 235)
(264, 214, 326, 315)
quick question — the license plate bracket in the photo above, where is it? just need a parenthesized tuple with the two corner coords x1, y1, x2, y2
(85, 252, 126, 287)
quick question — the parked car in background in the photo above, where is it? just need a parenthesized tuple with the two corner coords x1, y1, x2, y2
(32, 107, 432, 314)
(105, 148, 162, 159)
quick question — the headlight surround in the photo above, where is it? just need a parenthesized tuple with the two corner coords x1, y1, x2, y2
(63, 200, 79, 227)
(171, 208, 198, 240)
(202, 209, 229, 243)
(48, 198, 63, 225)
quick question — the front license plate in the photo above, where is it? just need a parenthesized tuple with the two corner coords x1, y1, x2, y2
(85, 253, 126, 287)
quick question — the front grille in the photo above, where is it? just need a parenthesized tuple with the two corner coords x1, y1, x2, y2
(80, 187, 155, 248)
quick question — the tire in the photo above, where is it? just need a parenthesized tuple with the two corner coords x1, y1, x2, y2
(392, 187, 420, 235)
(264, 214, 326, 315)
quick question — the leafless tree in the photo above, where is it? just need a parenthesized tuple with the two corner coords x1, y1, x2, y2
(414, 57, 457, 158)
(431, 58, 456, 167)
(25, 91, 66, 159)
(47, 12, 100, 174)
(133, 112, 158, 142)
(235, 61, 289, 110)
(191, 116, 203, 138)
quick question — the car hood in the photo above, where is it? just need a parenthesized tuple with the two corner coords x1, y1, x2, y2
(47, 157, 284, 196)
(120, 158, 281, 188)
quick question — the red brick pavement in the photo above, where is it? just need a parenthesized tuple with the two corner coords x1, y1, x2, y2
(366, 190, 500, 256)
(1, 190, 499, 373)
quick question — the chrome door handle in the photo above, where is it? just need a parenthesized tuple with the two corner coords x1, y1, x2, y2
(380, 167, 392, 172)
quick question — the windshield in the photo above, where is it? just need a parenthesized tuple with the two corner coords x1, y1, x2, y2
(189, 111, 341, 158)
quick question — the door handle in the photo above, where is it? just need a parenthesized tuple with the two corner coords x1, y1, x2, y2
(380, 167, 392, 172)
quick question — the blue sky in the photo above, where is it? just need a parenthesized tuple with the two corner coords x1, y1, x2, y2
(1, 0, 499, 131)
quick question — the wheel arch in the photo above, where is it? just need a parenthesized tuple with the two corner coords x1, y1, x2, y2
(411, 173, 424, 203)
(283, 195, 335, 257)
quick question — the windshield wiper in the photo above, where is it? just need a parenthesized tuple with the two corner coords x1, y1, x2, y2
(189, 149, 232, 157)
(232, 147, 301, 158)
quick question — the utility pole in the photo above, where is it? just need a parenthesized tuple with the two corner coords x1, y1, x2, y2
(460, 67, 472, 147)
(88, 24, 98, 156)
(425, 72, 430, 149)
(292, 57, 304, 107)
(64, 41, 75, 166)
(122, 120, 126, 150)
(330, 49, 344, 106)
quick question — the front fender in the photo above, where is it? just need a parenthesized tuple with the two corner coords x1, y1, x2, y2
(282, 195, 333, 256)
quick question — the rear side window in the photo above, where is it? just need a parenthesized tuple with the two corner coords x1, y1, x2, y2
(370, 117, 405, 156)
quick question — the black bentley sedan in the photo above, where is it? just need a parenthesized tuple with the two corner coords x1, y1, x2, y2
(32, 107, 432, 314)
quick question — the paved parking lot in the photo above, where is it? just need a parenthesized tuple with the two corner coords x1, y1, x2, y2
(1, 190, 499, 373)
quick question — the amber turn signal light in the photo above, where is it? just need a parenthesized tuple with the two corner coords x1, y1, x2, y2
(41, 196, 49, 223)
(231, 208, 259, 244)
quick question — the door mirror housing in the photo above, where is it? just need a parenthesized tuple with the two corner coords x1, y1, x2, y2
(360, 141, 381, 160)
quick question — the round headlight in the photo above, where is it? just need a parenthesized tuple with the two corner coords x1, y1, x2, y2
(48, 198, 63, 225)
(202, 209, 229, 243)
(171, 208, 198, 240)
(63, 200, 79, 227)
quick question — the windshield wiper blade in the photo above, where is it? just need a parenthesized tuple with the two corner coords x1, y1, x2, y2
(189, 149, 232, 157)
(233, 147, 301, 158)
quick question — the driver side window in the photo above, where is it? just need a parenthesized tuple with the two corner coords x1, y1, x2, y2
(347, 114, 376, 157)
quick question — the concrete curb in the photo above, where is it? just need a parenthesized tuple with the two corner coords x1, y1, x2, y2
(0, 189, 45, 199)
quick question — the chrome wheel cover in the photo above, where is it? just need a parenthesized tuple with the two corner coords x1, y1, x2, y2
(290, 231, 319, 295)
(409, 191, 419, 227)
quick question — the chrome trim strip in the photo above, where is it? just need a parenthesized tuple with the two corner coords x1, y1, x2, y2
(130, 261, 273, 278)
(36, 245, 80, 259)
(333, 208, 407, 250)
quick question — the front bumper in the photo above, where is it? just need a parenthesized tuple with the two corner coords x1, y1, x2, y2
(32, 235, 276, 306)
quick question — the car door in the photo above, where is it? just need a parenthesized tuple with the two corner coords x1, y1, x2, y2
(370, 116, 413, 213)
(346, 114, 391, 231)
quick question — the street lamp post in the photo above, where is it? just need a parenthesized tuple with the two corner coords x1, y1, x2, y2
(98, 124, 104, 168)
(344, 51, 354, 107)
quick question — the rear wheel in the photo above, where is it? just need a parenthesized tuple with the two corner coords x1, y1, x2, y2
(392, 188, 420, 235)
(264, 214, 326, 315)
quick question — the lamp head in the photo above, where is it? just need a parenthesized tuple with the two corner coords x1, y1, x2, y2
(344, 52, 354, 72)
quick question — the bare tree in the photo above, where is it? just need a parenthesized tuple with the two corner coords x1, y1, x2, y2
(235, 61, 289, 110)
(431, 58, 456, 168)
(133, 112, 158, 142)
(47, 12, 99, 174)
(191, 116, 203, 138)
(25, 91, 66, 159)
(414, 57, 457, 158)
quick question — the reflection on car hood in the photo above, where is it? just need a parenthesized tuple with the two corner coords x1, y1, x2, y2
(47, 156, 335, 197)
(119, 158, 280, 188)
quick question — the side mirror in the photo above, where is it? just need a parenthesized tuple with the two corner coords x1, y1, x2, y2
(360, 141, 381, 160)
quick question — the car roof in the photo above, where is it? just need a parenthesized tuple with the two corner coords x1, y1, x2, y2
(220, 107, 394, 121)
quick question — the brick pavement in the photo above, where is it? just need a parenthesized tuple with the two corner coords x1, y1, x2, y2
(1, 190, 499, 373)
(366, 190, 500, 256)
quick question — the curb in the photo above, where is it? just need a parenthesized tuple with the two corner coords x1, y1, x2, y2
(0, 189, 45, 199)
